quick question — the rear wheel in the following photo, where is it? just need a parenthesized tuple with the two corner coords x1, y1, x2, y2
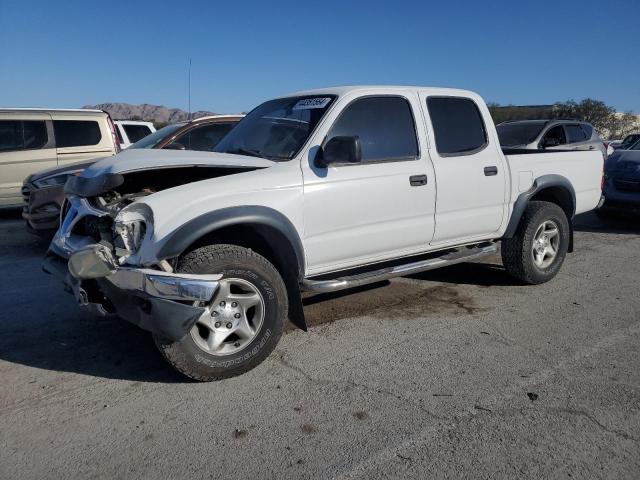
(501, 201, 570, 284)
(154, 244, 287, 381)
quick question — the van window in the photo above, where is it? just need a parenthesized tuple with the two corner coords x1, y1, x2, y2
(566, 124, 587, 143)
(0, 120, 48, 152)
(327, 96, 418, 162)
(427, 97, 487, 155)
(54, 120, 102, 148)
(123, 124, 153, 143)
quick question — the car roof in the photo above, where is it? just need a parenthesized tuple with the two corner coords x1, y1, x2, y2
(278, 85, 480, 99)
(0, 108, 106, 115)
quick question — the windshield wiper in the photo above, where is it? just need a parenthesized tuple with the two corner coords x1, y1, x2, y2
(225, 147, 264, 158)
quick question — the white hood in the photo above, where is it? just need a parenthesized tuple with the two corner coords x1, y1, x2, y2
(81, 149, 275, 178)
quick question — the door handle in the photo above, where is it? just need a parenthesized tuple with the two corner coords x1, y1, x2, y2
(588, 145, 595, 150)
(409, 174, 428, 186)
(484, 166, 498, 176)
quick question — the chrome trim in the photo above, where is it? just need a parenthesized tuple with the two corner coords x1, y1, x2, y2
(51, 196, 109, 258)
(301, 244, 498, 293)
(107, 268, 222, 302)
(67, 243, 222, 302)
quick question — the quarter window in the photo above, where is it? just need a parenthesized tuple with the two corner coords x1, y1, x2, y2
(566, 124, 587, 143)
(326, 96, 418, 162)
(0, 120, 48, 152)
(427, 97, 487, 155)
(53, 120, 102, 148)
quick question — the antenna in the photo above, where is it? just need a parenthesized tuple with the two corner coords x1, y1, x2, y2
(188, 58, 192, 121)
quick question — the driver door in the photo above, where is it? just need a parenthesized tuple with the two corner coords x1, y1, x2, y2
(301, 94, 436, 276)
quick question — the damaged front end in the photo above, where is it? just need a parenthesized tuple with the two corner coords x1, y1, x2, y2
(44, 165, 263, 340)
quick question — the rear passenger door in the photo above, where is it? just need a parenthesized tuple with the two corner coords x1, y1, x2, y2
(0, 115, 56, 206)
(421, 95, 508, 244)
(54, 117, 114, 165)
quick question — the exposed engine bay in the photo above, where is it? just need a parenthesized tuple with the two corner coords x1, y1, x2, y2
(62, 165, 265, 263)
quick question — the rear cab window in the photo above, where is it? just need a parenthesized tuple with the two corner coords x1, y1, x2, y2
(426, 97, 487, 156)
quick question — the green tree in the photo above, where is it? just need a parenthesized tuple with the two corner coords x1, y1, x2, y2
(552, 99, 615, 133)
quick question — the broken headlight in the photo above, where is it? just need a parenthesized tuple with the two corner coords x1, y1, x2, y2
(113, 204, 153, 258)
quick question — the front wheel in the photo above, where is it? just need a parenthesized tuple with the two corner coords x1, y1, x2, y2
(154, 244, 287, 381)
(501, 201, 570, 285)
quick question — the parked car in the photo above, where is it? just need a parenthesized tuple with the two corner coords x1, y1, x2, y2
(496, 119, 607, 157)
(0, 108, 119, 209)
(599, 138, 640, 214)
(22, 115, 242, 235)
(114, 120, 156, 149)
(43, 86, 603, 381)
(613, 133, 640, 150)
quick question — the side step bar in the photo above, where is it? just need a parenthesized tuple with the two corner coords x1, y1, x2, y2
(301, 243, 498, 293)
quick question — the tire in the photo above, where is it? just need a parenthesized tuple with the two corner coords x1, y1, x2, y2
(501, 201, 570, 285)
(154, 244, 287, 381)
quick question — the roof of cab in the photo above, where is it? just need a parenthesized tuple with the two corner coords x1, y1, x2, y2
(279, 85, 480, 99)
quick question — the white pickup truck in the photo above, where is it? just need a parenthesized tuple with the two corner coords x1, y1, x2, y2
(44, 86, 604, 381)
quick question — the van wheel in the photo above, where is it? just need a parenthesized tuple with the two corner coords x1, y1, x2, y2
(501, 201, 569, 285)
(154, 244, 287, 381)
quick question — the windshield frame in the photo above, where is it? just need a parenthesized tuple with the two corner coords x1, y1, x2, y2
(213, 94, 338, 161)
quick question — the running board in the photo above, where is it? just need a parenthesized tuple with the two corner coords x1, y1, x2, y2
(301, 243, 498, 293)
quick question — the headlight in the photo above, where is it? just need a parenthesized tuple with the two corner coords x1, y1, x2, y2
(113, 204, 153, 259)
(33, 174, 70, 189)
(32, 170, 82, 189)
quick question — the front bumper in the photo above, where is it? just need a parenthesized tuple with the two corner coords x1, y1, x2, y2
(43, 245, 221, 341)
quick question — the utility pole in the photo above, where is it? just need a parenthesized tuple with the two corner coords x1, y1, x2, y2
(188, 58, 192, 121)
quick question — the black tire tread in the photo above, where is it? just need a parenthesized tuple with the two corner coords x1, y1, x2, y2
(501, 201, 569, 285)
(154, 244, 287, 381)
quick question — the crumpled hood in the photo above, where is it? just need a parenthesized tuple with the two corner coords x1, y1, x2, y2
(606, 149, 640, 178)
(81, 149, 275, 178)
(26, 158, 105, 183)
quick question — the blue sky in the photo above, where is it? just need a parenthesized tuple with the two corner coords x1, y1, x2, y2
(1, 0, 638, 113)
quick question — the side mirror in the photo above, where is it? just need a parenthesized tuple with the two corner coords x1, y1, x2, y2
(164, 142, 186, 150)
(315, 136, 362, 168)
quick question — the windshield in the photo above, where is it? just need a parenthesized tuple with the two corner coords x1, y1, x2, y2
(129, 123, 184, 149)
(214, 95, 336, 160)
(496, 122, 546, 147)
(620, 134, 640, 149)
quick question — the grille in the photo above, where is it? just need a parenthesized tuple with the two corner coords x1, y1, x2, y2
(613, 178, 640, 193)
(21, 185, 31, 208)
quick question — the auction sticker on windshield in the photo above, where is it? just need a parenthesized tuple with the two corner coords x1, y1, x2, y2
(293, 97, 332, 110)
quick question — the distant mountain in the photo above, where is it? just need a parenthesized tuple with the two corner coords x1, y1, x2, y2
(82, 103, 217, 124)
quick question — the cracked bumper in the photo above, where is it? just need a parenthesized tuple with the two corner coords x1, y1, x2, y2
(42, 245, 222, 340)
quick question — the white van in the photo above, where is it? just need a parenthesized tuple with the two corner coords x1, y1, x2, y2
(0, 108, 119, 207)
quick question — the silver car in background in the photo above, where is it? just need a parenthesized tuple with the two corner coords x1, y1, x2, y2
(497, 119, 607, 157)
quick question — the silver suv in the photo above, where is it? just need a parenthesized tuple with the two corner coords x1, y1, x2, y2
(496, 119, 606, 157)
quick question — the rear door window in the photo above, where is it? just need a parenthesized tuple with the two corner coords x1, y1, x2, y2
(543, 125, 567, 145)
(175, 123, 235, 151)
(0, 120, 48, 152)
(426, 97, 487, 156)
(123, 124, 153, 143)
(53, 120, 102, 148)
(580, 124, 593, 138)
(566, 124, 588, 143)
(327, 96, 418, 162)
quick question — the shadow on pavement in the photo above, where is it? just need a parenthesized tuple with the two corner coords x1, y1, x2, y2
(0, 310, 189, 383)
(574, 211, 640, 235)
